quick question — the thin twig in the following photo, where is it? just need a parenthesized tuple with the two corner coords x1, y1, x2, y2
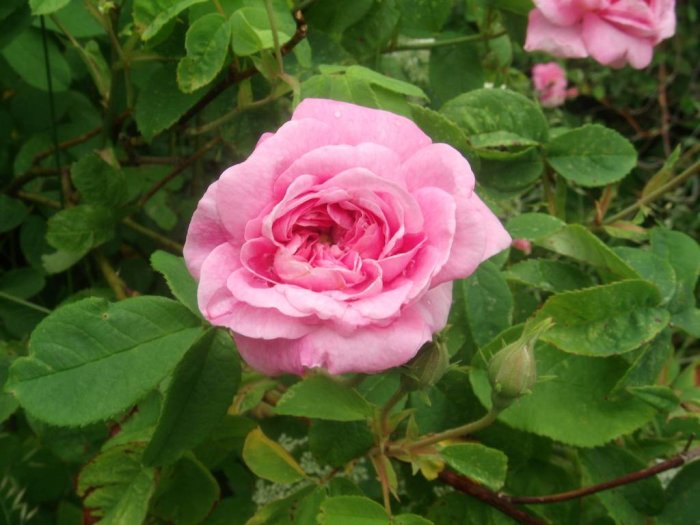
(388, 410, 499, 454)
(385, 31, 506, 52)
(15, 192, 184, 253)
(439, 471, 548, 525)
(658, 62, 672, 157)
(505, 446, 700, 505)
(604, 157, 700, 224)
(137, 136, 221, 207)
(0, 291, 51, 314)
(121, 218, 184, 252)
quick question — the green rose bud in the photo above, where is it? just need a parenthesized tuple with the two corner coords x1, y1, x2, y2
(401, 338, 450, 391)
(488, 318, 554, 410)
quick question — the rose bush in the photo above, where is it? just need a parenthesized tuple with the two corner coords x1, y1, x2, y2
(524, 0, 676, 69)
(532, 62, 577, 107)
(184, 98, 511, 376)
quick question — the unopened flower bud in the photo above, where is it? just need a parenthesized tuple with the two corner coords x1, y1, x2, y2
(401, 339, 450, 391)
(488, 318, 553, 409)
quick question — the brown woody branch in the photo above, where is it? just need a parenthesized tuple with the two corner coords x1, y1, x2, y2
(505, 446, 700, 505)
(438, 471, 548, 525)
(175, 10, 308, 128)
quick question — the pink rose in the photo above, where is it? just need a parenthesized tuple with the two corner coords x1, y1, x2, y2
(524, 0, 676, 69)
(184, 99, 511, 376)
(532, 62, 578, 107)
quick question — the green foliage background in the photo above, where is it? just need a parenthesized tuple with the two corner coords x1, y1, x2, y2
(0, 0, 699, 524)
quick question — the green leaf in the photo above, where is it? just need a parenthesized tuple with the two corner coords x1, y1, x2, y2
(77, 445, 155, 525)
(0, 268, 45, 302)
(342, 0, 400, 58)
(134, 0, 208, 41)
(275, 374, 374, 421)
(0, 195, 29, 233)
(309, 420, 374, 467)
(470, 342, 657, 447)
(397, 0, 452, 34)
(545, 125, 638, 187)
(230, 5, 296, 56)
(318, 496, 389, 525)
(151, 250, 200, 316)
(441, 88, 548, 145)
(242, 427, 306, 484)
(506, 213, 565, 240)
(1, 28, 71, 91)
(461, 261, 513, 348)
(672, 308, 700, 338)
(135, 64, 207, 141)
(580, 446, 664, 522)
(427, 492, 513, 525)
(536, 224, 639, 279)
(650, 228, 700, 314)
(534, 280, 669, 356)
(611, 332, 672, 395)
(476, 147, 544, 196)
(302, 73, 410, 116)
(7, 296, 202, 426)
(409, 105, 470, 155)
(658, 461, 700, 525)
(177, 14, 231, 93)
(440, 443, 508, 491)
(247, 485, 325, 525)
(45, 204, 115, 254)
(614, 247, 676, 304)
(29, 0, 70, 15)
(143, 329, 240, 466)
(505, 259, 594, 293)
(151, 454, 219, 525)
(324, 65, 427, 99)
(0, 351, 18, 424)
(71, 153, 128, 208)
(394, 514, 434, 525)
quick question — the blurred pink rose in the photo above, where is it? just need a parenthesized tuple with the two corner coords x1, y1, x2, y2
(524, 0, 676, 69)
(184, 98, 511, 376)
(532, 62, 578, 107)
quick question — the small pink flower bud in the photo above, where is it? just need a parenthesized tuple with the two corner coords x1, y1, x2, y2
(512, 238, 532, 255)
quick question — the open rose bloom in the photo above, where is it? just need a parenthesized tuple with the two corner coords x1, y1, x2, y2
(184, 99, 511, 376)
(525, 0, 676, 69)
(532, 62, 578, 107)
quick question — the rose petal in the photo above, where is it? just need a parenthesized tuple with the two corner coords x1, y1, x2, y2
(183, 181, 229, 279)
(524, 9, 588, 58)
(433, 192, 511, 284)
(582, 14, 654, 68)
(235, 304, 435, 375)
(292, 98, 432, 161)
(273, 143, 403, 198)
(215, 117, 336, 244)
(533, 0, 585, 25)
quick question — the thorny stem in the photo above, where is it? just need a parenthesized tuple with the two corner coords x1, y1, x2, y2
(379, 388, 406, 437)
(604, 157, 700, 224)
(439, 471, 548, 525)
(505, 445, 700, 505)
